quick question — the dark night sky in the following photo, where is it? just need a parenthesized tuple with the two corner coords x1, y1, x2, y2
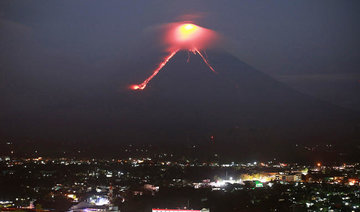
(0, 0, 360, 144)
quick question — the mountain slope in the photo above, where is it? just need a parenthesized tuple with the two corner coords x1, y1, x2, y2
(124, 50, 359, 145)
(1, 49, 358, 150)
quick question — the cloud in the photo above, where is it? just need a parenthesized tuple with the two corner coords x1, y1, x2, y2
(276, 73, 360, 82)
(0, 18, 32, 38)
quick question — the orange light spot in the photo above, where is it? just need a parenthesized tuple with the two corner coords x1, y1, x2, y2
(130, 85, 141, 90)
(176, 24, 199, 42)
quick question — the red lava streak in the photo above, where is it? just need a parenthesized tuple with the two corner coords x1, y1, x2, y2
(194, 48, 217, 73)
(131, 50, 179, 90)
(131, 23, 218, 90)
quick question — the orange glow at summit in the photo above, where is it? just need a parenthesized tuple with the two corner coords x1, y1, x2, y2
(131, 22, 218, 90)
(176, 24, 200, 42)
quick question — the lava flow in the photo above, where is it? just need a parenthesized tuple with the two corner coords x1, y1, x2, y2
(130, 50, 179, 90)
(131, 23, 218, 90)
(193, 48, 216, 73)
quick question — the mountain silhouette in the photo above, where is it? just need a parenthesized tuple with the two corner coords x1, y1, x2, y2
(122, 50, 359, 147)
(1, 49, 359, 158)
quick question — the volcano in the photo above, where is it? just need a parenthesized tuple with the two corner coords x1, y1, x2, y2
(124, 50, 360, 147)
(2, 49, 359, 159)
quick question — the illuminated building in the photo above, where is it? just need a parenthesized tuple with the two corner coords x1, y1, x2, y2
(152, 209, 210, 212)
(280, 173, 302, 182)
(68, 194, 119, 212)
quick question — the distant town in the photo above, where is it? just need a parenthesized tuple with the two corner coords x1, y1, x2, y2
(1, 143, 360, 211)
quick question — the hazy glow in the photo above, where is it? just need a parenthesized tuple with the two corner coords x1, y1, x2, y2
(177, 24, 199, 42)
(166, 22, 218, 50)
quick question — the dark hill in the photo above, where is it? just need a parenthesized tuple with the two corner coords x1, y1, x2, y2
(1, 49, 359, 160)
(123, 50, 359, 146)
